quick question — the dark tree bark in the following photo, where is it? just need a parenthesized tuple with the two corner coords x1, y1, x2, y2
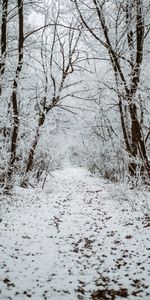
(127, 1, 150, 178)
(7, 0, 24, 180)
(26, 113, 45, 173)
(0, 0, 8, 94)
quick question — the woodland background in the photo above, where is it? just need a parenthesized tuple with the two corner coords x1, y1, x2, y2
(0, 0, 150, 191)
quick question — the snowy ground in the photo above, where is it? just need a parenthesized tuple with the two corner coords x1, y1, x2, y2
(0, 167, 150, 300)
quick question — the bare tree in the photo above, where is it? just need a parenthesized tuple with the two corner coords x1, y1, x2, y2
(6, 0, 24, 185)
(72, 0, 150, 180)
(0, 0, 25, 190)
(24, 8, 82, 178)
(0, 1, 44, 188)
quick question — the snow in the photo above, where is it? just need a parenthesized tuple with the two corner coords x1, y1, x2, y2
(0, 167, 150, 299)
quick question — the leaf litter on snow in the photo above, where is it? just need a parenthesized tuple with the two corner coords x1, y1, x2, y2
(0, 167, 150, 299)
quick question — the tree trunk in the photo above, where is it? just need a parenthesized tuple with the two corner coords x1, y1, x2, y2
(0, 0, 8, 94)
(129, 103, 150, 179)
(26, 113, 45, 174)
(7, 0, 24, 182)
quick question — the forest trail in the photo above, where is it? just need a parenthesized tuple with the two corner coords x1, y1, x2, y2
(0, 167, 150, 300)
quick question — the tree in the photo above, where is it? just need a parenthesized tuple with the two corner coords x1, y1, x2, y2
(71, 0, 150, 181)
(0, 0, 24, 189)
(24, 8, 82, 177)
(8, 0, 24, 180)
(0, 0, 8, 92)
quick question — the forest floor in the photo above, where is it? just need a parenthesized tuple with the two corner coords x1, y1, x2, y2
(0, 167, 150, 300)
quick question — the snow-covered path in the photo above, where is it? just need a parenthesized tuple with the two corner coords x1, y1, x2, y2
(0, 167, 150, 300)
